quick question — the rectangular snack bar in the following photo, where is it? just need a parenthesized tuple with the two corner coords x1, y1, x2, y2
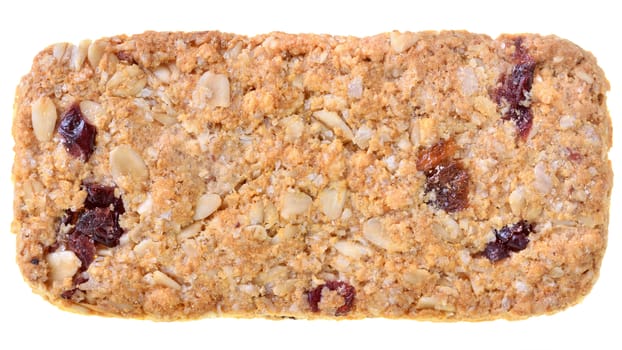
(12, 31, 611, 320)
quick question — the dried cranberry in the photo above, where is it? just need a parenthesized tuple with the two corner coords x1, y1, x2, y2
(61, 289, 76, 299)
(506, 233, 530, 252)
(416, 139, 456, 172)
(424, 162, 470, 212)
(482, 220, 534, 262)
(567, 148, 582, 162)
(493, 38, 536, 140)
(116, 51, 136, 64)
(75, 207, 124, 247)
(83, 183, 125, 214)
(58, 104, 97, 161)
(307, 280, 356, 316)
(483, 241, 510, 262)
(66, 231, 96, 268)
(62, 209, 82, 226)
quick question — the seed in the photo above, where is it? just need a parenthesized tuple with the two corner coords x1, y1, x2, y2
(312, 109, 354, 141)
(78, 100, 104, 125)
(150, 271, 181, 290)
(193, 193, 222, 220)
(110, 145, 149, 183)
(87, 40, 106, 68)
(334, 240, 370, 259)
(106, 64, 147, 97)
(318, 182, 347, 220)
(280, 191, 312, 220)
(363, 218, 392, 250)
(192, 71, 231, 109)
(390, 31, 418, 53)
(249, 201, 264, 225)
(152, 112, 177, 126)
(70, 39, 91, 71)
(31, 96, 57, 141)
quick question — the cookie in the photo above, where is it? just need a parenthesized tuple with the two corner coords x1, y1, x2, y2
(12, 31, 612, 320)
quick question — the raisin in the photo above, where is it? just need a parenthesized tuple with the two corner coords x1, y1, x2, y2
(75, 207, 124, 247)
(483, 241, 510, 262)
(66, 231, 96, 268)
(482, 220, 534, 262)
(61, 289, 76, 300)
(83, 183, 125, 214)
(493, 38, 536, 140)
(424, 162, 470, 212)
(416, 139, 456, 172)
(62, 209, 82, 226)
(116, 51, 136, 64)
(56, 183, 125, 277)
(567, 148, 582, 162)
(58, 104, 97, 161)
(307, 280, 356, 316)
(506, 233, 530, 252)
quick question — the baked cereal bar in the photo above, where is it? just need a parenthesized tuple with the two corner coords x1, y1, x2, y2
(12, 31, 612, 320)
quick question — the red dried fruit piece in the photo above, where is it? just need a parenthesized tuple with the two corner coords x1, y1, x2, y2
(424, 162, 470, 212)
(116, 51, 136, 64)
(62, 208, 82, 226)
(566, 148, 582, 162)
(61, 289, 76, 300)
(83, 183, 125, 214)
(61, 275, 89, 299)
(66, 232, 96, 269)
(75, 207, 124, 247)
(416, 139, 456, 172)
(493, 38, 536, 140)
(506, 233, 530, 252)
(307, 280, 356, 316)
(483, 241, 510, 262)
(483, 220, 534, 262)
(58, 103, 97, 161)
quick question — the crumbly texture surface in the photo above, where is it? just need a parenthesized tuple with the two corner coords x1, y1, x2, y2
(12, 31, 612, 320)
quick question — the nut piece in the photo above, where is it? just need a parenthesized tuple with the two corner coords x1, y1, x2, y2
(249, 201, 264, 225)
(318, 182, 347, 220)
(280, 191, 312, 219)
(192, 71, 231, 109)
(79, 100, 104, 125)
(283, 115, 304, 143)
(106, 64, 147, 97)
(149, 271, 181, 290)
(363, 218, 392, 250)
(46, 251, 81, 283)
(153, 65, 172, 83)
(178, 222, 202, 241)
(390, 31, 419, 53)
(31, 96, 57, 142)
(193, 193, 222, 220)
(70, 39, 91, 71)
(508, 186, 526, 215)
(312, 109, 354, 141)
(110, 145, 149, 183)
(353, 125, 373, 149)
(411, 117, 438, 147)
(402, 268, 432, 288)
(534, 162, 553, 194)
(334, 240, 371, 259)
(151, 112, 177, 126)
(87, 40, 106, 68)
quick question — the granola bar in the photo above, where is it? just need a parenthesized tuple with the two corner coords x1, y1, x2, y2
(12, 31, 612, 320)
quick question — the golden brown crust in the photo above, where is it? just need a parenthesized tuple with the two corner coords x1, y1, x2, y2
(12, 30, 611, 320)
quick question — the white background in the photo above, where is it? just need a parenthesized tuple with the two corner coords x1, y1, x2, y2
(0, 0, 620, 349)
